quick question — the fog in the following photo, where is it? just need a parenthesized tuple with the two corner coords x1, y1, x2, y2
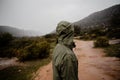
(0, 0, 120, 34)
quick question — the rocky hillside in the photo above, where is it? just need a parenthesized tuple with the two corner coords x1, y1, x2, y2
(74, 4, 120, 29)
(73, 4, 120, 38)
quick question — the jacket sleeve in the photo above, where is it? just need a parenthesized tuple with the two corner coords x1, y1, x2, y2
(60, 54, 78, 80)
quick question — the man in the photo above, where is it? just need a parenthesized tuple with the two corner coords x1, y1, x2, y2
(52, 21, 78, 80)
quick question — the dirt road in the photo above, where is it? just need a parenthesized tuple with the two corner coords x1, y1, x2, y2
(34, 40, 120, 80)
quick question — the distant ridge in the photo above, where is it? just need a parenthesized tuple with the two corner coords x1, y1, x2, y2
(74, 4, 120, 29)
(0, 26, 42, 37)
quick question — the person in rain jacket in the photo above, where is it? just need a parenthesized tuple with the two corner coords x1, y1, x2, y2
(52, 21, 78, 80)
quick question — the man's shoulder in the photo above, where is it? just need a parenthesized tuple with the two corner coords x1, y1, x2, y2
(53, 44, 72, 59)
(53, 44, 68, 57)
(54, 44, 68, 51)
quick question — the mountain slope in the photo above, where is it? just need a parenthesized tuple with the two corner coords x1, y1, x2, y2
(0, 26, 42, 37)
(74, 4, 120, 29)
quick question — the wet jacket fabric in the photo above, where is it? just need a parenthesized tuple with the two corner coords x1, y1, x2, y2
(52, 21, 78, 80)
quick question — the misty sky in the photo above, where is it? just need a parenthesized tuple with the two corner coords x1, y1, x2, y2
(0, 0, 120, 34)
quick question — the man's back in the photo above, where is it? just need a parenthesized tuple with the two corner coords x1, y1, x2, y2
(52, 43, 78, 80)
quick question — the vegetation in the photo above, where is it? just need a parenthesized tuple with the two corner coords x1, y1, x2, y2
(94, 36, 109, 47)
(16, 41, 50, 61)
(44, 33, 56, 39)
(107, 13, 120, 39)
(76, 25, 120, 40)
(0, 32, 57, 80)
(74, 25, 81, 36)
(74, 21, 120, 40)
(0, 57, 51, 80)
(0, 33, 15, 57)
(104, 43, 120, 58)
(0, 32, 13, 46)
(0, 32, 56, 61)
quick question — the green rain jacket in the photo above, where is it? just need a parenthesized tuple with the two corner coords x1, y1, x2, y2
(52, 21, 78, 80)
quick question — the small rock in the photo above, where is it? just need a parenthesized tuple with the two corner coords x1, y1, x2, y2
(18, 69, 21, 72)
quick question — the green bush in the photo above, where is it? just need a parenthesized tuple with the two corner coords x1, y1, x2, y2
(0, 47, 16, 58)
(0, 33, 13, 46)
(44, 33, 56, 38)
(0, 33, 15, 57)
(37, 41, 50, 58)
(4, 48, 16, 58)
(17, 41, 50, 61)
(80, 33, 91, 40)
(104, 43, 120, 58)
(94, 36, 109, 47)
(0, 34, 51, 60)
(11, 37, 33, 49)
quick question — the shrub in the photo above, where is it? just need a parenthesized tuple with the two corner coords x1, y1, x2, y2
(94, 36, 109, 47)
(17, 43, 39, 61)
(16, 41, 50, 61)
(37, 41, 50, 58)
(0, 33, 15, 57)
(104, 43, 120, 58)
(84, 34, 90, 40)
(44, 33, 56, 38)
(0, 33, 13, 46)
(4, 48, 16, 58)
(81, 33, 91, 40)
(0, 47, 16, 58)
(90, 34, 97, 39)
(11, 37, 33, 49)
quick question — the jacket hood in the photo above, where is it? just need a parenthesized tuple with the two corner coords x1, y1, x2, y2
(56, 21, 75, 49)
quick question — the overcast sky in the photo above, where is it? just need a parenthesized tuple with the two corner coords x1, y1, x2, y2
(0, 0, 120, 34)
